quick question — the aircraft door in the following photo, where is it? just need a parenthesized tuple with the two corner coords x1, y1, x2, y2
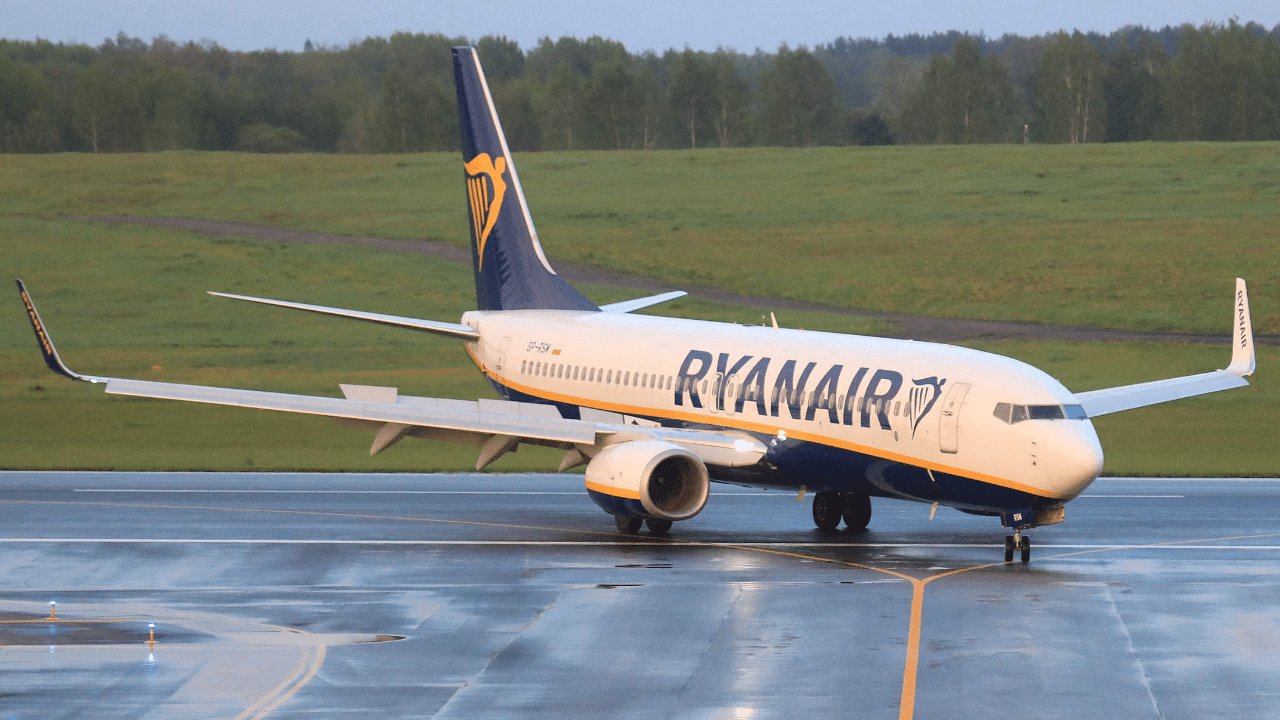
(938, 382, 971, 454)
(495, 336, 511, 373)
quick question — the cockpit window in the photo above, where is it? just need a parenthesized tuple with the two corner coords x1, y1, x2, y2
(992, 402, 1012, 423)
(994, 402, 1088, 424)
(1027, 404, 1065, 420)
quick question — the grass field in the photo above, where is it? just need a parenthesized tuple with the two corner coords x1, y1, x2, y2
(2, 145, 1276, 475)
(2, 143, 1277, 333)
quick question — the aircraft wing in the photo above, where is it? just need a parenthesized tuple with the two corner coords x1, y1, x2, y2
(18, 280, 765, 470)
(1075, 278, 1256, 417)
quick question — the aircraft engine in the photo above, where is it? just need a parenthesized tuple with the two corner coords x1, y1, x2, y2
(584, 440, 709, 521)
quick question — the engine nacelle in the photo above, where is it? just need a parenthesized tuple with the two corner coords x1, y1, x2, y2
(584, 441, 709, 521)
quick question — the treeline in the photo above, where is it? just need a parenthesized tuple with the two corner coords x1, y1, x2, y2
(2, 20, 1279, 153)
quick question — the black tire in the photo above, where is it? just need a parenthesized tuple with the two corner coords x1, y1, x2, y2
(1019, 536, 1031, 563)
(645, 518, 673, 535)
(1004, 536, 1015, 563)
(812, 491, 846, 531)
(615, 515, 643, 534)
(842, 493, 872, 531)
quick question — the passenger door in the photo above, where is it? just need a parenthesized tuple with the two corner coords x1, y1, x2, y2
(938, 382, 971, 454)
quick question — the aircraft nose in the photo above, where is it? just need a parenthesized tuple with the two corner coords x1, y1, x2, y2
(1049, 423, 1105, 497)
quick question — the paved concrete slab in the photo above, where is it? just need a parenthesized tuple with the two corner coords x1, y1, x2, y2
(1, 471, 1278, 719)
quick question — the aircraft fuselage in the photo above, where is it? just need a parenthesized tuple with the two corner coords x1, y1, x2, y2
(464, 309, 1105, 519)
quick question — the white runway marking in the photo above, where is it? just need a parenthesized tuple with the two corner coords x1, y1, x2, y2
(1077, 494, 1184, 498)
(2, 538, 1279, 550)
(71, 489, 787, 495)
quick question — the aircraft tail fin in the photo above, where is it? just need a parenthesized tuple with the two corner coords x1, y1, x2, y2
(452, 46, 597, 312)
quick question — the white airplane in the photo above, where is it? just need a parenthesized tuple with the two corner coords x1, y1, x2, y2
(17, 47, 1257, 562)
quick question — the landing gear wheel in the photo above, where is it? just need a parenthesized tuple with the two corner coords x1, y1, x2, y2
(1019, 536, 1031, 563)
(842, 493, 872, 531)
(645, 518, 673, 535)
(615, 515, 643, 534)
(1004, 536, 1015, 563)
(812, 491, 846, 531)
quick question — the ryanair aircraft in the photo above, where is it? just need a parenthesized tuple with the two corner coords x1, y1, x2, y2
(18, 47, 1257, 562)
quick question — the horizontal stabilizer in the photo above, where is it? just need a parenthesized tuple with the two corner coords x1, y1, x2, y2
(599, 291, 687, 313)
(208, 291, 479, 341)
(1075, 279, 1255, 417)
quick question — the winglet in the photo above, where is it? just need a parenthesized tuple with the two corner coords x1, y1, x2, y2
(15, 279, 103, 383)
(1226, 278, 1255, 377)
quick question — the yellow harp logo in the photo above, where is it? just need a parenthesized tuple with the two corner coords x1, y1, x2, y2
(464, 153, 507, 270)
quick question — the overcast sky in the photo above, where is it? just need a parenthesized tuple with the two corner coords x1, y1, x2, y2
(5, 0, 1278, 53)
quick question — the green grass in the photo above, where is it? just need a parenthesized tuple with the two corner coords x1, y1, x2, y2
(1, 147, 1276, 474)
(0, 218, 886, 471)
(2, 143, 1277, 333)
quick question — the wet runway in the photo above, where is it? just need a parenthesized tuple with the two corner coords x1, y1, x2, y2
(2, 471, 1279, 719)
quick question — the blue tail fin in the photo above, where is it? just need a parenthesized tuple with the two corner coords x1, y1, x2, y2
(452, 46, 598, 312)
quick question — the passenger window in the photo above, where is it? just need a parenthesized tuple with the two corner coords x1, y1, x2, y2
(993, 402, 1012, 424)
(894, 401, 900, 416)
(606, 369, 613, 384)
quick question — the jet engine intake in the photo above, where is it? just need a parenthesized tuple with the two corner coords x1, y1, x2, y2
(584, 440, 709, 521)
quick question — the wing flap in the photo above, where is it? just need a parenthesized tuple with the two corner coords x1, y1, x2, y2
(104, 378, 598, 445)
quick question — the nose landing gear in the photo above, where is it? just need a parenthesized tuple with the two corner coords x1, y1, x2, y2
(1004, 530, 1031, 563)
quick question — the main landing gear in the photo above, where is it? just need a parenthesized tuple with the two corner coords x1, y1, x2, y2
(1004, 529, 1031, 563)
(812, 491, 872, 532)
(614, 515, 672, 535)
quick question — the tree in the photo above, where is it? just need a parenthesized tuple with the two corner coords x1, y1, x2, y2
(845, 110, 894, 145)
(0, 53, 58, 151)
(708, 50, 750, 147)
(1034, 32, 1107, 143)
(667, 49, 713, 148)
(371, 33, 459, 152)
(759, 46, 841, 146)
(588, 58, 643, 149)
(74, 63, 135, 152)
(1103, 30, 1167, 141)
(476, 35, 525, 82)
(898, 36, 1020, 144)
(540, 64, 584, 150)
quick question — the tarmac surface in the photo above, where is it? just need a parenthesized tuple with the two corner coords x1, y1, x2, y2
(2, 471, 1279, 719)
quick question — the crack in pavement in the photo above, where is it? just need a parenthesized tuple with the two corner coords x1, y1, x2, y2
(82, 214, 1274, 346)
